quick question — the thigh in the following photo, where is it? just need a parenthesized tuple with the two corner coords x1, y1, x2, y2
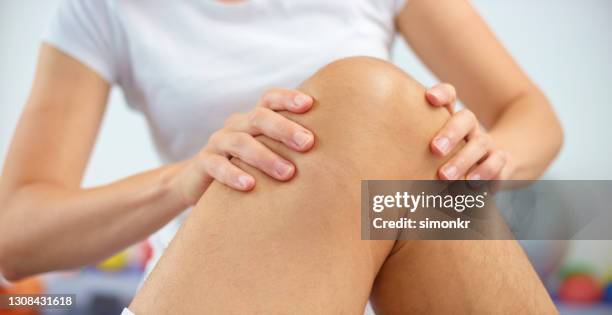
(371, 240, 557, 314)
(129, 57, 453, 314)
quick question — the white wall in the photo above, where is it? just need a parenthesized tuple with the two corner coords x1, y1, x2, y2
(1, 1, 611, 264)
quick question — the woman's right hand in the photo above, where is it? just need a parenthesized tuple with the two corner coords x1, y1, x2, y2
(172, 88, 315, 207)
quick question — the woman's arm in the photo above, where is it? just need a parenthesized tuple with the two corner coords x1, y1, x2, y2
(0, 44, 318, 281)
(397, 0, 563, 180)
(0, 44, 188, 280)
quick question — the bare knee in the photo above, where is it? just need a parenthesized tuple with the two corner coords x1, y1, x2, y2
(300, 56, 439, 119)
(229, 56, 457, 232)
(260, 56, 453, 180)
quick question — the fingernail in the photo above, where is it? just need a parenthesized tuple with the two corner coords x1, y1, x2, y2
(293, 131, 313, 149)
(428, 89, 446, 104)
(442, 165, 458, 180)
(237, 175, 254, 189)
(434, 137, 450, 154)
(274, 160, 294, 178)
(293, 94, 311, 108)
(468, 173, 481, 181)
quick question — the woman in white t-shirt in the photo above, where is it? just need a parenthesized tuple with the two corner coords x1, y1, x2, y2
(0, 0, 562, 313)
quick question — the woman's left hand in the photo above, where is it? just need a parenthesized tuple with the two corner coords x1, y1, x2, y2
(425, 83, 510, 181)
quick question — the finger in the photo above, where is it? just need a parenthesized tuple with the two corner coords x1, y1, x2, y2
(431, 109, 478, 156)
(258, 88, 314, 113)
(214, 131, 295, 181)
(467, 150, 507, 181)
(226, 107, 314, 151)
(425, 83, 457, 113)
(438, 135, 491, 181)
(200, 153, 255, 191)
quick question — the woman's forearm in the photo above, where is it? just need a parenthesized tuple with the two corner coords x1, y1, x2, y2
(489, 88, 563, 180)
(0, 162, 186, 280)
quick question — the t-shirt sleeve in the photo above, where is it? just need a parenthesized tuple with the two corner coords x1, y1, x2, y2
(394, 0, 408, 15)
(43, 0, 118, 83)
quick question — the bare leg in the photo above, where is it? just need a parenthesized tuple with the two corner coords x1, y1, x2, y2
(370, 240, 556, 314)
(129, 57, 555, 314)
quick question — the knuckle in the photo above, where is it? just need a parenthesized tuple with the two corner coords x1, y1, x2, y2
(248, 107, 266, 126)
(262, 88, 280, 102)
(446, 114, 459, 125)
(201, 154, 220, 175)
(224, 113, 240, 127)
(457, 108, 475, 122)
(246, 146, 274, 169)
(193, 154, 209, 173)
(454, 156, 467, 169)
(216, 163, 229, 181)
(197, 150, 212, 162)
(208, 130, 224, 145)
(278, 120, 296, 137)
(448, 118, 463, 133)
(262, 89, 274, 100)
(463, 109, 476, 122)
(445, 122, 462, 140)
(258, 155, 276, 171)
(475, 134, 490, 148)
(229, 132, 250, 148)
(444, 116, 459, 129)
(483, 161, 497, 173)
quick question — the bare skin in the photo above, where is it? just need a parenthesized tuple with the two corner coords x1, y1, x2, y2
(0, 0, 562, 282)
(129, 57, 557, 314)
(399, 0, 562, 180)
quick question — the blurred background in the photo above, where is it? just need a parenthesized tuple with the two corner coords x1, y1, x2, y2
(1, 0, 611, 314)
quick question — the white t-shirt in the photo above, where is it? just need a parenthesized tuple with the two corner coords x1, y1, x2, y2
(44, 0, 407, 278)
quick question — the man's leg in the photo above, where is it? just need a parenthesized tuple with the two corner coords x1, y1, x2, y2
(130, 57, 449, 314)
(370, 240, 556, 314)
(129, 57, 555, 314)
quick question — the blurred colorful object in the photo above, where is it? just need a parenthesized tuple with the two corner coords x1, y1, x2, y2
(139, 241, 153, 271)
(559, 262, 597, 279)
(0, 277, 44, 315)
(604, 269, 612, 284)
(95, 241, 153, 273)
(96, 251, 128, 272)
(603, 282, 612, 304)
(558, 274, 602, 304)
